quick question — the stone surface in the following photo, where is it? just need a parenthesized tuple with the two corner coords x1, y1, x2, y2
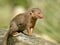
(0, 29, 60, 45)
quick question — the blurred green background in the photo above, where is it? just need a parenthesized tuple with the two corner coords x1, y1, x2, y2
(0, 0, 60, 43)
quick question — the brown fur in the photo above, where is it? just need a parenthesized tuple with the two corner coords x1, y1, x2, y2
(4, 8, 43, 45)
(9, 8, 43, 36)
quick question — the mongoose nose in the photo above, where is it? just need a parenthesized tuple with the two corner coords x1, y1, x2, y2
(39, 14, 43, 19)
(40, 16, 43, 19)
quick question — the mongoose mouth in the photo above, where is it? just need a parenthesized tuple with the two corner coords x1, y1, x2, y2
(40, 16, 43, 19)
(39, 14, 43, 19)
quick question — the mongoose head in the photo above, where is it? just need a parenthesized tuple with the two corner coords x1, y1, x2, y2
(30, 8, 43, 19)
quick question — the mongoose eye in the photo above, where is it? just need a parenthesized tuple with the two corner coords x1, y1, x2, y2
(38, 12, 40, 14)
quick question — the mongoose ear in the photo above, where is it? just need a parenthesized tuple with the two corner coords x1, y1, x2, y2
(29, 10, 34, 15)
(30, 12, 32, 15)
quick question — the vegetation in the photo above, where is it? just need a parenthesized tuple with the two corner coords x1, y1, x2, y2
(0, 0, 60, 43)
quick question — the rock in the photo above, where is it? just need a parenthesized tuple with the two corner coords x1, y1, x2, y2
(0, 29, 8, 45)
(0, 29, 59, 45)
